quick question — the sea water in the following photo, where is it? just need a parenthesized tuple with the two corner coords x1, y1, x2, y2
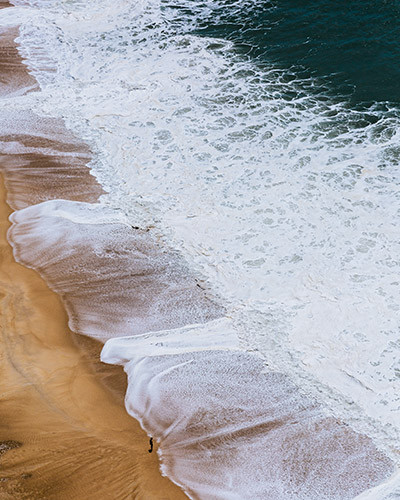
(1, 0, 400, 498)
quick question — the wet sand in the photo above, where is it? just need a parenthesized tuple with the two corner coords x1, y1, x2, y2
(0, 12, 394, 500)
(0, 21, 187, 500)
(0, 27, 38, 96)
(0, 111, 105, 210)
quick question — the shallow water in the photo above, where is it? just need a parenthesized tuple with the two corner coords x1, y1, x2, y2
(102, 329, 392, 500)
(0, 24, 188, 497)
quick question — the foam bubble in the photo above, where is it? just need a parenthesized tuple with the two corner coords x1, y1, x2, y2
(13, 0, 398, 447)
(354, 470, 400, 500)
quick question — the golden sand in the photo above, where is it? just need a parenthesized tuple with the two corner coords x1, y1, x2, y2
(0, 175, 187, 499)
(1, 11, 393, 500)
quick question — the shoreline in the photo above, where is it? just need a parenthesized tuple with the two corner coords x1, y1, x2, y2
(0, 19, 187, 499)
(1, 4, 397, 499)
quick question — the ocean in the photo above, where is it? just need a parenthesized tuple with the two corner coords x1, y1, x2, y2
(2, 0, 400, 498)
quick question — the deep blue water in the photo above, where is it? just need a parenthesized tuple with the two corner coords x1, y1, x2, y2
(187, 0, 400, 106)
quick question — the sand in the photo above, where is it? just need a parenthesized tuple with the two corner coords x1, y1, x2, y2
(0, 20, 187, 500)
(0, 11, 393, 500)
(0, 112, 105, 210)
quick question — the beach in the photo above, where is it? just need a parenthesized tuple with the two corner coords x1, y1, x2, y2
(0, 175, 187, 500)
(0, 1, 399, 499)
(0, 19, 187, 500)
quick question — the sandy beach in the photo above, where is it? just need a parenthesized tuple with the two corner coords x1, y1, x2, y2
(0, 20, 187, 500)
(0, 26, 37, 96)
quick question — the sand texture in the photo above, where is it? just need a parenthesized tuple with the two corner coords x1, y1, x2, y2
(0, 27, 37, 96)
(0, 11, 395, 500)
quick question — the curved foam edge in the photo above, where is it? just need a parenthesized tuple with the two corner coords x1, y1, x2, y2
(4, 0, 399, 498)
(101, 317, 240, 363)
(8, 0, 400, 451)
(7, 198, 224, 341)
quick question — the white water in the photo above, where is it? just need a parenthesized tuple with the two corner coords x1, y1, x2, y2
(1, 0, 399, 498)
(8, 198, 223, 340)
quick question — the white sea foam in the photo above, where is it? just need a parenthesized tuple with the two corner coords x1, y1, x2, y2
(8, 199, 222, 340)
(3, 0, 400, 497)
(354, 470, 400, 500)
(101, 318, 239, 361)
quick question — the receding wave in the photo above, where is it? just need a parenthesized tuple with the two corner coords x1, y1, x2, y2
(101, 323, 392, 500)
(8, 199, 223, 341)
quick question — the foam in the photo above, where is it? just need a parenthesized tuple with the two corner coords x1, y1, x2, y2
(0, 110, 104, 209)
(8, 199, 223, 341)
(0, 25, 37, 97)
(14, 0, 397, 448)
(102, 318, 240, 361)
(354, 471, 400, 500)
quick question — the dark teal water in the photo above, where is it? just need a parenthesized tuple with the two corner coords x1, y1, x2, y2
(188, 0, 400, 106)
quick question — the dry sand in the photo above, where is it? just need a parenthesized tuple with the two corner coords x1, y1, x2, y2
(1, 12, 393, 500)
